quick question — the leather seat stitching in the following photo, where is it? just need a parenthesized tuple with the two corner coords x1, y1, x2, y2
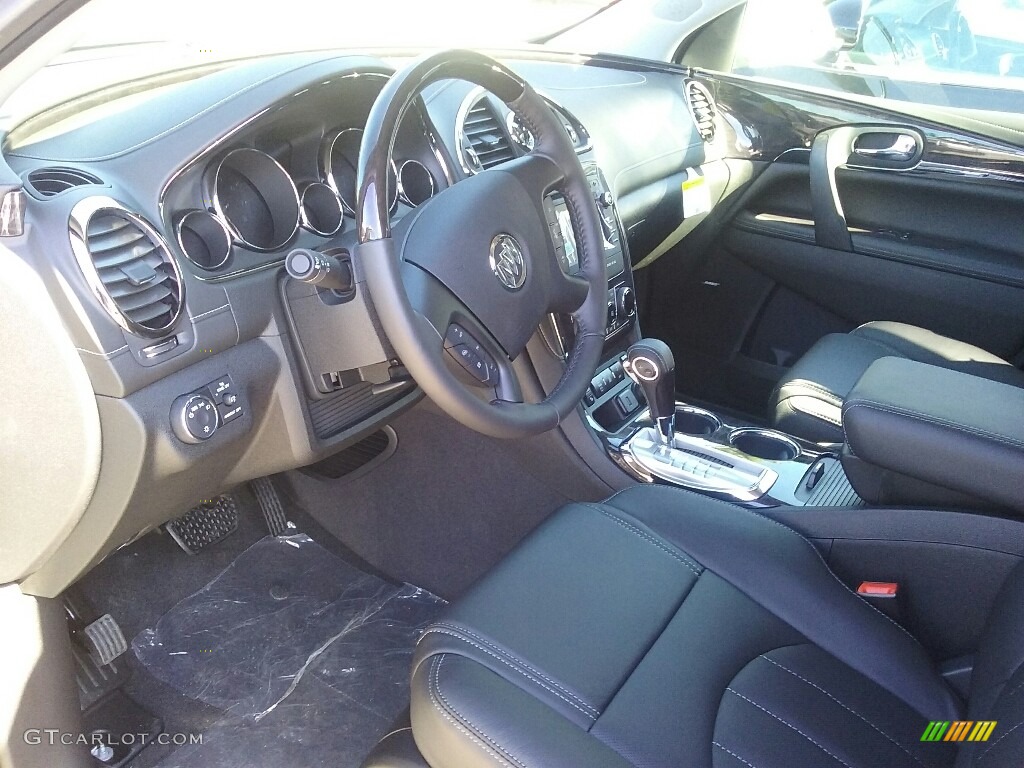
(975, 717, 1023, 763)
(602, 486, 924, 648)
(779, 379, 845, 406)
(581, 503, 704, 577)
(420, 628, 598, 720)
(779, 395, 843, 427)
(713, 741, 761, 768)
(758, 654, 930, 767)
(843, 400, 1024, 451)
(427, 622, 599, 716)
(429, 654, 525, 768)
(726, 687, 854, 768)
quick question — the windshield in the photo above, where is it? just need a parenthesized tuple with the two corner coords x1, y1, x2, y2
(2, 0, 614, 124)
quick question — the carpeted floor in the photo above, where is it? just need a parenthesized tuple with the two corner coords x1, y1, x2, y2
(283, 403, 610, 600)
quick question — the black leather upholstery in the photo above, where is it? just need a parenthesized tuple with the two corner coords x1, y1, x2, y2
(841, 357, 1024, 513)
(770, 321, 1024, 443)
(398, 485, 1024, 768)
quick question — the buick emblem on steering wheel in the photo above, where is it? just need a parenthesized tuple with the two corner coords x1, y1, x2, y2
(489, 233, 527, 291)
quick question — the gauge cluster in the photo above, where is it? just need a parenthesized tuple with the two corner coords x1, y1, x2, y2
(163, 71, 451, 279)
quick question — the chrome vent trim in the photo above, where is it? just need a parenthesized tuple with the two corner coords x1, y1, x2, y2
(70, 196, 185, 338)
(27, 167, 103, 198)
(686, 80, 717, 143)
(457, 88, 515, 175)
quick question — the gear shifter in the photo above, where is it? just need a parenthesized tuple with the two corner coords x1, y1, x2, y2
(625, 339, 676, 445)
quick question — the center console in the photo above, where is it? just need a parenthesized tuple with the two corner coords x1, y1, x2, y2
(581, 334, 861, 508)
(539, 161, 858, 510)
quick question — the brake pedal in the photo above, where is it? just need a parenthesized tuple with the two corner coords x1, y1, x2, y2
(165, 495, 239, 554)
(251, 476, 290, 536)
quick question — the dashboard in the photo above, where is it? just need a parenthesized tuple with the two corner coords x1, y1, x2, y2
(3, 51, 689, 594)
(24, 45, 993, 594)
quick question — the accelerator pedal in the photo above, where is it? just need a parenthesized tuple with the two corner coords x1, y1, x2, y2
(165, 495, 238, 554)
(64, 595, 130, 710)
(251, 476, 290, 536)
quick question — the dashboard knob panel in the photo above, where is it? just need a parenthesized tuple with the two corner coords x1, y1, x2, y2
(171, 393, 219, 444)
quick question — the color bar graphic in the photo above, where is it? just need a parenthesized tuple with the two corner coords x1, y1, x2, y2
(920, 721, 996, 742)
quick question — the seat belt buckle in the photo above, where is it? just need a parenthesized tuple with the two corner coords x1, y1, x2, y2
(857, 581, 903, 622)
(858, 581, 898, 598)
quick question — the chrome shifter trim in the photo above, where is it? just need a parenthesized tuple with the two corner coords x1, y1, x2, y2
(624, 427, 778, 502)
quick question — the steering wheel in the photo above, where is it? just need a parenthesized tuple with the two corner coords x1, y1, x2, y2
(354, 50, 606, 439)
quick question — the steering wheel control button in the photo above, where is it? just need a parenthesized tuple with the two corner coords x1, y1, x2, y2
(488, 233, 527, 291)
(444, 324, 499, 386)
(172, 393, 219, 444)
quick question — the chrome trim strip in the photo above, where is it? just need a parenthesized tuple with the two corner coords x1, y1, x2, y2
(455, 86, 488, 177)
(320, 127, 399, 214)
(69, 195, 186, 339)
(210, 147, 300, 252)
(0, 189, 26, 237)
(175, 209, 232, 271)
(158, 70, 392, 279)
(915, 160, 1024, 184)
(727, 428, 802, 460)
(623, 426, 779, 502)
(396, 158, 436, 207)
(299, 181, 345, 236)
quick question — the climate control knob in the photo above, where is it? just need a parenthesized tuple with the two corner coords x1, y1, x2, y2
(171, 393, 219, 444)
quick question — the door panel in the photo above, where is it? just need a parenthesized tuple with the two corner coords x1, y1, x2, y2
(645, 83, 1024, 417)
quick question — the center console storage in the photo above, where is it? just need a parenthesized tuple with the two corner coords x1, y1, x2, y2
(841, 357, 1024, 513)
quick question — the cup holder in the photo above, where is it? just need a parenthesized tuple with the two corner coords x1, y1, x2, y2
(729, 428, 801, 461)
(674, 406, 722, 437)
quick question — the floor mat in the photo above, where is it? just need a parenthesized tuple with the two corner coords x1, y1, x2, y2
(131, 534, 443, 767)
(284, 405, 608, 600)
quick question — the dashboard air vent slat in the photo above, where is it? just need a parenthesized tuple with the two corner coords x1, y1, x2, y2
(27, 167, 103, 198)
(461, 98, 514, 172)
(686, 81, 717, 143)
(70, 198, 185, 338)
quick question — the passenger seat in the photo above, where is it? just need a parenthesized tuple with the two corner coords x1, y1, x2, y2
(770, 321, 1024, 443)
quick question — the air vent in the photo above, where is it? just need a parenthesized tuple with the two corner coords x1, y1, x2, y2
(69, 197, 184, 338)
(27, 167, 103, 198)
(686, 81, 717, 143)
(459, 95, 515, 174)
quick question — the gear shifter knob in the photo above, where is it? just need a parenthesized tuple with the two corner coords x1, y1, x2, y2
(625, 339, 676, 445)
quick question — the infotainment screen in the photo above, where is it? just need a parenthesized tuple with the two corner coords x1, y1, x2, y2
(548, 197, 625, 280)
(555, 207, 579, 273)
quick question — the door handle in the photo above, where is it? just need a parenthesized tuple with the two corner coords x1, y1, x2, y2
(807, 125, 925, 252)
(852, 133, 919, 163)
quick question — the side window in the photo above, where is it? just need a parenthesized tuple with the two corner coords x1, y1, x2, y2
(724, 0, 1024, 114)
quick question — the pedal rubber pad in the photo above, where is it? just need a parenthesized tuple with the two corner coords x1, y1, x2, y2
(83, 614, 128, 666)
(166, 495, 239, 554)
(251, 477, 289, 536)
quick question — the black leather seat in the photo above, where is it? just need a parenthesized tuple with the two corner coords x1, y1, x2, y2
(769, 321, 1024, 443)
(395, 486, 1024, 768)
